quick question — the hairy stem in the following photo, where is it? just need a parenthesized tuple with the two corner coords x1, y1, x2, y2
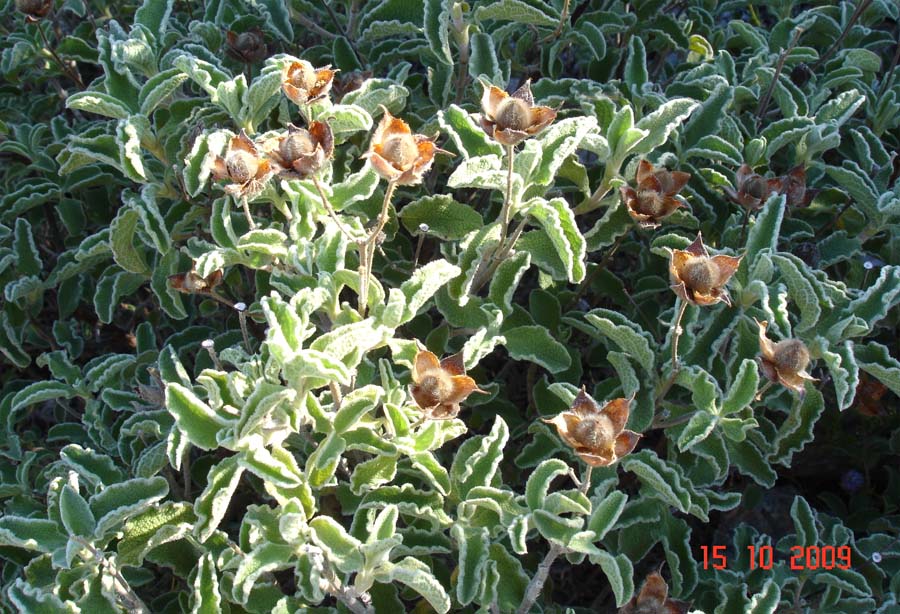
(516, 543, 565, 614)
(499, 144, 516, 245)
(239, 195, 256, 229)
(358, 181, 397, 316)
(656, 300, 688, 405)
(580, 465, 593, 495)
(576, 165, 617, 215)
(313, 175, 354, 240)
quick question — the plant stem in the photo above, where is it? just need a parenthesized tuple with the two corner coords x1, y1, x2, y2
(239, 195, 256, 229)
(576, 166, 617, 215)
(580, 465, 593, 495)
(811, 0, 873, 71)
(358, 181, 397, 317)
(651, 409, 697, 430)
(312, 175, 354, 240)
(516, 543, 565, 614)
(543, 0, 571, 42)
(755, 28, 802, 128)
(656, 300, 687, 405)
(469, 145, 518, 293)
(35, 20, 84, 89)
(738, 207, 751, 247)
(755, 379, 774, 401)
(499, 144, 516, 245)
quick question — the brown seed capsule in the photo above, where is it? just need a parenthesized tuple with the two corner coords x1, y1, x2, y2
(620, 160, 691, 228)
(756, 319, 817, 395)
(479, 79, 557, 147)
(723, 164, 784, 211)
(265, 122, 335, 179)
(226, 28, 267, 64)
(543, 389, 640, 467)
(210, 131, 274, 198)
(282, 60, 336, 106)
(668, 233, 741, 307)
(15, 0, 52, 18)
(225, 150, 259, 184)
(365, 109, 450, 185)
(618, 572, 690, 614)
(409, 349, 487, 420)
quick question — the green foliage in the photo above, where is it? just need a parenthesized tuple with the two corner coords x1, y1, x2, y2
(1, 0, 899, 612)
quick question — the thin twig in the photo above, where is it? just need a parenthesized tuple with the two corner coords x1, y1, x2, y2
(542, 0, 571, 43)
(517, 544, 566, 614)
(811, 0, 873, 71)
(877, 32, 900, 97)
(239, 195, 256, 229)
(579, 465, 593, 495)
(358, 181, 397, 316)
(312, 175, 354, 240)
(655, 300, 687, 406)
(35, 19, 84, 89)
(755, 28, 803, 128)
(318, 0, 364, 65)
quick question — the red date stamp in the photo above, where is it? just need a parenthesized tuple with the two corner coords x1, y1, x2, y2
(700, 545, 851, 571)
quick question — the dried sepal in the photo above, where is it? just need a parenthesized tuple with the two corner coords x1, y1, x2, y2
(478, 79, 557, 147)
(365, 109, 450, 185)
(756, 319, 817, 395)
(543, 389, 640, 467)
(225, 28, 267, 64)
(168, 269, 223, 294)
(621, 159, 691, 228)
(669, 233, 741, 307)
(723, 164, 784, 211)
(780, 165, 817, 208)
(210, 131, 275, 199)
(15, 0, 52, 18)
(282, 60, 336, 106)
(264, 121, 334, 178)
(409, 349, 486, 420)
(619, 572, 690, 614)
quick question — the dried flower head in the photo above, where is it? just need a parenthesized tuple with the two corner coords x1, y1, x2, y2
(756, 320, 817, 395)
(780, 165, 816, 208)
(226, 28, 267, 64)
(723, 164, 784, 211)
(282, 60, 336, 106)
(410, 349, 486, 420)
(669, 233, 741, 307)
(620, 160, 691, 228)
(619, 572, 689, 614)
(265, 122, 334, 178)
(15, 0, 52, 18)
(168, 269, 223, 294)
(543, 389, 640, 467)
(365, 109, 448, 185)
(211, 131, 275, 198)
(479, 79, 557, 147)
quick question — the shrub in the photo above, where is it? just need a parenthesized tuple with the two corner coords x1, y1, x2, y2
(1, 0, 899, 612)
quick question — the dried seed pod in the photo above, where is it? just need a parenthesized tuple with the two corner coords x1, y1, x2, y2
(365, 109, 450, 185)
(210, 131, 275, 198)
(543, 389, 640, 467)
(669, 233, 741, 307)
(226, 28, 267, 64)
(756, 319, 817, 395)
(265, 121, 335, 178)
(723, 164, 784, 211)
(282, 60, 336, 105)
(15, 0, 52, 18)
(409, 349, 486, 420)
(618, 572, 690, 614)
(478, 79, 557, 146)
(620, 159, 691, 228)
(168, 269, 223, 294)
